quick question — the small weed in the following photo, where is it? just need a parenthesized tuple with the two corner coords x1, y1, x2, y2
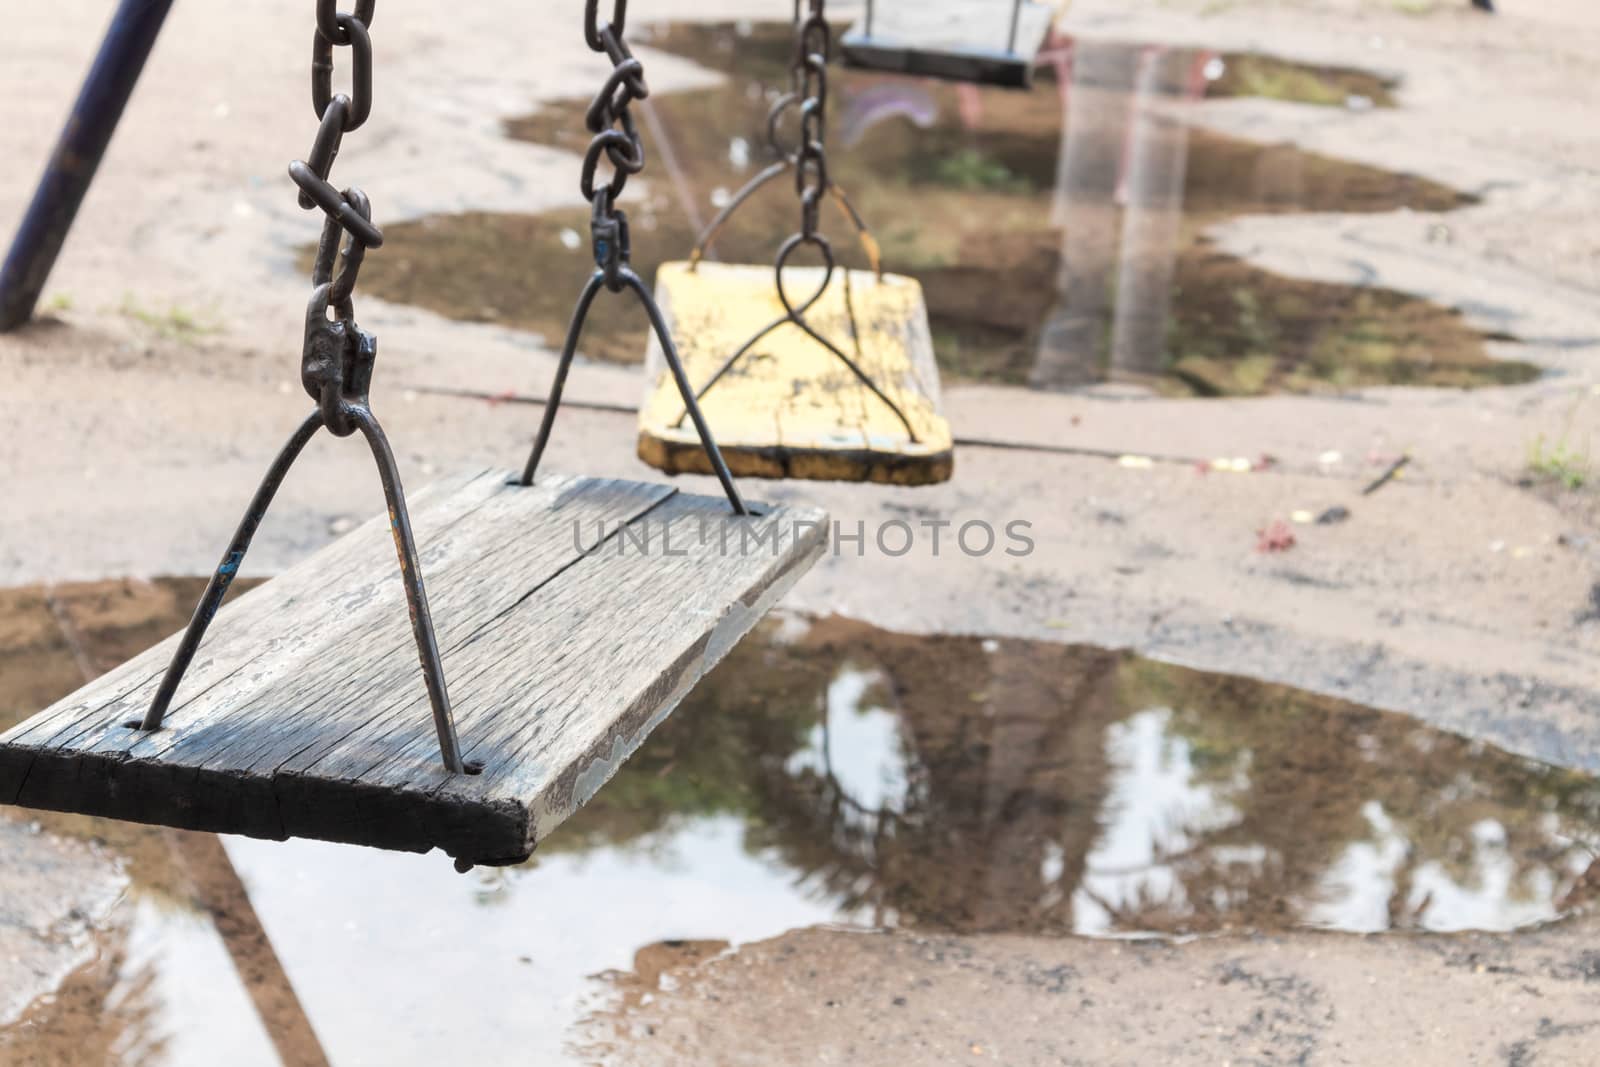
(1526, 395, 1592, 491)
(119, 293, 218, 343)
(1528, 436, 1588, 490)
(43, 292, 74, 314)
(931, 149, 1030, 194)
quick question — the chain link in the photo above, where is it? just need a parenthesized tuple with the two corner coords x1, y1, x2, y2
(311, 13, 373, 131)
(315, 0, 375, 44)
(292, 1, 381, 248)
(672, 0, 918, 445)
(791, 2, 830, 239)
(288, 0, 386, 434)
(580, 0, 650, 290)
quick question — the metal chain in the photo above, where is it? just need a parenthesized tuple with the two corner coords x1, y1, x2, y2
(520, 0, 747, 516)
(577, 0, 648, 292)
(288, 0, 386, 431)
(291, 1, 382, 256)
(672, 0, 919, 443)
(141, 0, 475, 784)
(690, 0, 881, 277)
(793, 0, 830, 240)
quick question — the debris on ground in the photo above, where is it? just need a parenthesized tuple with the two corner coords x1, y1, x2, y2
(1317, 506, 1351, 525)
(1256, 520, 1297, 553)
(1362, 454, 1411, 495)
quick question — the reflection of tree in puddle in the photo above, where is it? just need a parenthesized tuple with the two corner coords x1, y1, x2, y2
(551, 614, 1599, 938)
(352, 20, 1538, 395)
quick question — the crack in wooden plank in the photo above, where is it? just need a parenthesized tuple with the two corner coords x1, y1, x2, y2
(267, 482, 683, 786)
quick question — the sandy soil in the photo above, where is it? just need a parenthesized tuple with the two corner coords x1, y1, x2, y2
(579, 917, 1600, 1066)
(2, 0, 1599, 1062)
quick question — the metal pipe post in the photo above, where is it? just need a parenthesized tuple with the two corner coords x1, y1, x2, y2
(0, 0, 177, 331)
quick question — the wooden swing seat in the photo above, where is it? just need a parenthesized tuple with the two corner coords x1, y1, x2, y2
(638, 261, 955, 486)
(840, 0, 1058, 89)
(0, 470, 825, 867)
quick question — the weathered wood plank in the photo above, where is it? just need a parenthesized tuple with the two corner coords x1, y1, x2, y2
(638, 262, 955, 486)
(287, 494, 825, 857)
(10, 477, 675, 845)
(0, 473, 827, 865)
(1, 467, 506, 753)
(0, 467, 511, 804)
(841, 0, 1058, 89)
(1, 464, 532, 807)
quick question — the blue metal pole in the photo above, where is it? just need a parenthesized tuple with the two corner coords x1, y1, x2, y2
(0, 0, 178, 331)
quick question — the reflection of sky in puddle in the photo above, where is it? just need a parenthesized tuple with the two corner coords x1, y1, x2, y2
(784, 664, 912, 818)
(1309, 802, 1583, 934)
(203, 666, 914, 1064)
(121, 900, 277, 1066)
(6, 585, 1600, 1065)
(207, 636, 1597, 1059)
(1072, 708, 1249, 937)
(223, 820, 847, 1065)
(1065, 711, 1594, 937)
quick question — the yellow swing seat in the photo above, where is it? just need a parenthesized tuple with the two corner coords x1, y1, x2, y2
(638, 261, 955, 486)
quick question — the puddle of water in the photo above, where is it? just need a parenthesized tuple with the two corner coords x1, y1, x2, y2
(348, 22, 1536, 395)
(558, 613, 1599, 938)
(1, 580, 289, 1067)
(3, 580, 1596, 1063)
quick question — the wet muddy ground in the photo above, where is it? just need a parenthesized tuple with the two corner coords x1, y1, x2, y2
(343, 21, 1535, 395)
(2, 579, 1595, 1063)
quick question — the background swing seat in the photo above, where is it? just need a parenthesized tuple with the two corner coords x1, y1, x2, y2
(0, 469, 825, 868)
(840, 0, 1058, 89)
(638, 261, 955, 486)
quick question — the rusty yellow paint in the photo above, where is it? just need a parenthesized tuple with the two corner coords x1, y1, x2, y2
(638, 261, 954, 486)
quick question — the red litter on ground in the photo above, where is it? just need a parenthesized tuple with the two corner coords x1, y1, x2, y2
(1256, 520, 1297, 553)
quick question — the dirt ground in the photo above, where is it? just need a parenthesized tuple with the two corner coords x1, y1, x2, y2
(2, 0, 1599, 1063)
(577, 921, 1600, 1066)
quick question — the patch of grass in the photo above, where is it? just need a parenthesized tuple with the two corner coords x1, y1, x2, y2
(930, 148, 1030, 194)
(1526, 395, 1592, 491)
(1207, 54, 1397, 109)
(43, 292, 73, 314)
(1528, 433, 1589, 491)
(119, 294, 218, 343)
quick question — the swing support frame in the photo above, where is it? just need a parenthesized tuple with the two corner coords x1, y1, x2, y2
(0, 0, 177, 331)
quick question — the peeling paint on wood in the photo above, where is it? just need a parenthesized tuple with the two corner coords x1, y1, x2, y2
(639, 262, 955, 486)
